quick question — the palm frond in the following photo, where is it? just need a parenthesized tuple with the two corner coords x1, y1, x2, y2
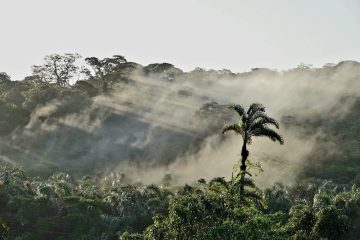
(208, 177, 229, 190)
(243, 190, 263, 200)
(233, 177, 256, 189)
(249, 117, 280, 134)
(251, 126, 284, 144)
(198, 178, 207, 186)
(247, 103, 265, 117)
(242, 177, 256, 188)
(144, 184, 162, 197)
(229, 104, 246, 117)
(222, 123, 243, 135)
(249, 112, 280, 129)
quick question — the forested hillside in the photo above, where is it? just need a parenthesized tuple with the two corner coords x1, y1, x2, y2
(0, 54, 359, 239)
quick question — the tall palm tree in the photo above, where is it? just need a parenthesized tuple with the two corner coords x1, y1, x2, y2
(222, 103, 284, 196)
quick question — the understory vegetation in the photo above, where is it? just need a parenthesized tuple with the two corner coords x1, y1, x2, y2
(0, 166, 359, 239)
(0, 54, 359, 239)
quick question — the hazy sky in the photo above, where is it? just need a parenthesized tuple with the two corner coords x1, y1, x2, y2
(1, 0, 359, 79)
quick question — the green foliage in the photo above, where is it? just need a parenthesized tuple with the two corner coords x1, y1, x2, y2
(0, 166, 171, 239)
(142, 190, 287, 240)
(286, 204, 316, 239)
(85, 55, 128, 93)
(73, 80, 98, 97)
(314, 206, 350, 240)
(120, 232, 147, 240)
(264, 183, 293, 213)
(0, 166, 359, 239)
(0, 72, 11, 83)
(0, 55, 359, 239)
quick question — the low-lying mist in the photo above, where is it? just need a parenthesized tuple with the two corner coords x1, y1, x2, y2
(1, 61, 359, 187)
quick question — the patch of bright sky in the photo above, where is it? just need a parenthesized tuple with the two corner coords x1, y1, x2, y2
(0, 0, 359, 79)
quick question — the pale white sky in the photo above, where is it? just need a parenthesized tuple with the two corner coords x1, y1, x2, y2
(1, 0, 359, 79)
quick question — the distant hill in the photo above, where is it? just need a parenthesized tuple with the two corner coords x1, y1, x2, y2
(0, 58, 359, 185)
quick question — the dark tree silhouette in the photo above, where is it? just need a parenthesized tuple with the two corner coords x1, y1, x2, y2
(31, 53, 81, 87)
(85, 55, 127, 93)
(0, 72, 10, 83)
(222, 103, 284, 196)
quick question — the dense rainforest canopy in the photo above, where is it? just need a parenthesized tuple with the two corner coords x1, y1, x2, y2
(0, 54, 359, 239)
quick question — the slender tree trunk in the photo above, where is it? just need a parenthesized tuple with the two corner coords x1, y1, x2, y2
(99, 74, 107, 94)
(240, 140, 249, 198)
(102, 81, 108, 94)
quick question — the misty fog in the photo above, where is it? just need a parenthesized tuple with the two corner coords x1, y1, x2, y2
(1, 60, 359, 187)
